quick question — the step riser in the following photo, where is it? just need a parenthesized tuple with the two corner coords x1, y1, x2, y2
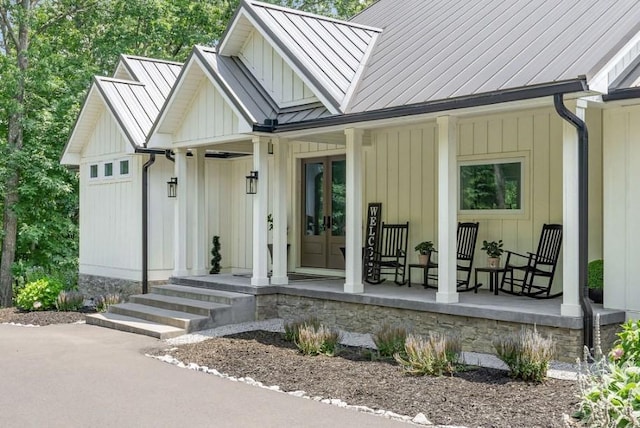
(85, 315, 185, 340)
(129, 295, 214, 317)
(150, 287, 238, 305)
(109, 305, 199, 330)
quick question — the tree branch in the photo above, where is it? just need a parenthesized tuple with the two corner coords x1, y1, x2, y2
(34, 1, 97, 36)
(0, 5, 18, 48)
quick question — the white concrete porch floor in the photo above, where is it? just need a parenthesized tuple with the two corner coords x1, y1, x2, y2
(170, 273, 624, 329)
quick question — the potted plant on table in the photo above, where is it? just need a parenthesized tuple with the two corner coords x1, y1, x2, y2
(587, 259, 603, 304)
(481, 240, 503, 268)
(414, 241, 434, 265)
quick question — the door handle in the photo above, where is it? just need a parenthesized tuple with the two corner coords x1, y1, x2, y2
(326, 215, 332, 231)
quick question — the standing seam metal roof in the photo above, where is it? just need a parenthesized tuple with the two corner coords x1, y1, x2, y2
(348, 0, 640, 113)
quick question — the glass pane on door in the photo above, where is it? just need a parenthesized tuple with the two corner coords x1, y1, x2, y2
(331, 159, 346, 236)
(304, 162, 324, 236)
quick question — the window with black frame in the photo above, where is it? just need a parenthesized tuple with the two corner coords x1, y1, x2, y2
(459, 160, 522, 211)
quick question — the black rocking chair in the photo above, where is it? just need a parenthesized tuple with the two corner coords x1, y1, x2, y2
(500, 224, 563, 299)
(424, 222, 479, 291)
(366, 222, 409, 285)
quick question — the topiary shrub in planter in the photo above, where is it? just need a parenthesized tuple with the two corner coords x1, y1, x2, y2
(15, 277, 64, 311)
(587, 260, 604, 304)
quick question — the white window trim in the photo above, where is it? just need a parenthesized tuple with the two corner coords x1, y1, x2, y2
(457, 152, 529, 220)
(89, 164, 99, 181)
(118, 158, 131, 178)
(103, 161, 115, 179)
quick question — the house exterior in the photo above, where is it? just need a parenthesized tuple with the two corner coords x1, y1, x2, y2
(62, 0, 640, 343)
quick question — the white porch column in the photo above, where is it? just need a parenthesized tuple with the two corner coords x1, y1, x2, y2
(173, 148, 189, 277)
(252, 136, 270, 286)
(344, 128, 364, 293)
(271, 138, 289, 285)
(192, 148, 207, 275)
(561, 100, 586, 317)
(436, 116, 459, 304)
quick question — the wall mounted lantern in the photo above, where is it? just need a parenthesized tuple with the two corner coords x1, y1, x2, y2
(268, 141, 274, 155)
(246, 171, 258, 194)
(167, 177, 178, 198)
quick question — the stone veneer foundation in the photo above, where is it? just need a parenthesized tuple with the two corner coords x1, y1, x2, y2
(78, 274, 167, 301)
(255, 294, 621, 363)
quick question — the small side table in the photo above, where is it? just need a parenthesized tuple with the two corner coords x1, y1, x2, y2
(474, 266, 512, 295)
(408, 263, 431, 288)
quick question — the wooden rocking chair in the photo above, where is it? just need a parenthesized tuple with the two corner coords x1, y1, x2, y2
(500, 224, 563, 299)
(366, 222, 409, 285)
(423, 222, 479, 291)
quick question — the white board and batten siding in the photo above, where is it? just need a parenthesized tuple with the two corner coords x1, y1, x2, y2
(79, 110, 142, 281)
(239, 30, 318, 107)
(603, 105, 640, 319)
(173, 78, 243, 146)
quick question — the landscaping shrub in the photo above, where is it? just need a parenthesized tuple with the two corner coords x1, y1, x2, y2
(55, 291, 85, 311)
(283, 317, 320, 342)
(494, 328, 554, 382)
(295, 324, 342, 356)
(575, 316, 640, 427)
(372, 323, 407, 358)
(587, 259, 604, 290)
(394, 333, 461, 376)
(94, 293, 123, 312)
(609, 319, 640, 366)
(15, 277, 65, 311)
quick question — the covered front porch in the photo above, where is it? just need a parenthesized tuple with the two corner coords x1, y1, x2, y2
(170, 273, 624, 362)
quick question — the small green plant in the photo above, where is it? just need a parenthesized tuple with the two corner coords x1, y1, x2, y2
(481, 240, 504, 257)
(587, 260, 604, 290)
(94, 293, 123, 312)
(494, 328, 553, 382)
(15, 277, 65, 311)
(55, 291, 85, 311)
(609, 319, 640, 367)
(295, 324, 341, 356)
(414, 241, 434, 255)
(574, 315, 640, 427)
(394, 333, 461, 376)
(210, 236, 222, 274)
(283, 317, 321, 342)
(372, 324, 407, 358)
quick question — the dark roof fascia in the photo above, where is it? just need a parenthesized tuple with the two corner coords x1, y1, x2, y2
(93, 77, 141, 150)
(194, 47, 256, 125)
(602, 87, 640, 102)
(239, 0, 343, 113)
(144, 49, 198, 147)
(254, 78, 589, 133)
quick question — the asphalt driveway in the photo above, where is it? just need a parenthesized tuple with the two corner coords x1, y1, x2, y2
(0, 323, 410, 428)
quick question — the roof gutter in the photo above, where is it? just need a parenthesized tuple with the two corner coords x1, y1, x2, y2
(553, 93, 593, 354)
(254, 78, 588, 133)
(602, 86, 640, 102)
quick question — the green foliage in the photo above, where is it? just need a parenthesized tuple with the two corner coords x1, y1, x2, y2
(15, 277, 65, 311)
(210, 236, 222, 274)
(460, 163, 521, 210)
(55, 290, 85, 311)
(414, 241, 434, 255)
(394, 333, 461, 376)
(575, 318, 640, 427)
(283, 317, 321, 342)
(609, 320, 640, 367)
(493, 328, 554, 382)
(481, 240, 504, 257)
(295, 324, 342, 356)
(94, 293, 123, 312)
(588, 260, 604, 290)
(372, 324, 407, 358)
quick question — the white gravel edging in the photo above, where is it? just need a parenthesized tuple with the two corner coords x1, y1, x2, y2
(1, 322, 40, 328)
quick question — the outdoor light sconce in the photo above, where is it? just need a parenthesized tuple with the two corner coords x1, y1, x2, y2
(268, 141, 274, 155)
(246, 171, 258, 194)
(167, 177, 178, 198)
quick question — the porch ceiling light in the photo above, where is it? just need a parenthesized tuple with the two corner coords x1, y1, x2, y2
(246, 171, 258, 194)
(167, 177, 178, 198)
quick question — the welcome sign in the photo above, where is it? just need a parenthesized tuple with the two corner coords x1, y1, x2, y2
(364, 203, 382, 283)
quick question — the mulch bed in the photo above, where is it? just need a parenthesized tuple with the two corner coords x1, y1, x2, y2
(163, 331, 580, 428)
(0, 307, 94, 326)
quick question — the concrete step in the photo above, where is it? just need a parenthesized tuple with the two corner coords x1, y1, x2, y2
(108, 303, 212, 331)
(151, 284, 253, 305)
(86, 312, 185, 339)
(129, 294, 228, 317)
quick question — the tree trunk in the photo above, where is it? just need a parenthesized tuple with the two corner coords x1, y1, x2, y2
(0, 0, 30, 307)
